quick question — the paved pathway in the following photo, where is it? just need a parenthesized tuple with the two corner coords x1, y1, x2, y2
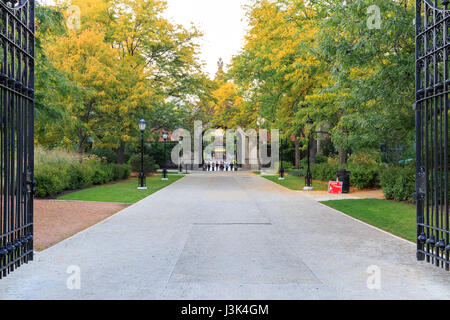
(1, 172, 449, 299)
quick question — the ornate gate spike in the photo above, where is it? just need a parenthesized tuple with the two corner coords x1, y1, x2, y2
(418, 233, 427, 243)
(436, 239, 446, 249)
(426, 236, 436, 246)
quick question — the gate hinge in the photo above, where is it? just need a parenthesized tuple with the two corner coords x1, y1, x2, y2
(25, 168, 36, 195)
(413, 191, 426, 201)
(414, 166, 426, 202)
(29, 179, 37, 195)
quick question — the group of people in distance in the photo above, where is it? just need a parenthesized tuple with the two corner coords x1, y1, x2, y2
(205, 160, 237, 172)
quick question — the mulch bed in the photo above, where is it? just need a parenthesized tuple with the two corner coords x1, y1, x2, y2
(34, 200, 129, 251)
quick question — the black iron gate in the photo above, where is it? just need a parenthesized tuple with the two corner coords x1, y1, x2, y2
(0, 0, 35, 279)
(415, 0, 449, 270)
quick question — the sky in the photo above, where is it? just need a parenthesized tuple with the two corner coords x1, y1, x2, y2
(165, 0, 250, 77)
(40, 0, 250, 78)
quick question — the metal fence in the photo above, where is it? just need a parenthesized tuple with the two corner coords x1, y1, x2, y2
(415, 0, 450, 270)
(0, 0, 35, 279)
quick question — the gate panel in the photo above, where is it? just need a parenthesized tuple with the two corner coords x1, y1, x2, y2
(416, 0, 449, 270)
(0, 0, 35, 279)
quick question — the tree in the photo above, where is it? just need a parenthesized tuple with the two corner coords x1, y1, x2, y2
(37, 0, 212, 162)
(224, 0, 415, 165)
(34, 4, 78, 147)
(230, 0, 328, 155)
(47, 28, 121, 153)
(315, 0, 415, 163)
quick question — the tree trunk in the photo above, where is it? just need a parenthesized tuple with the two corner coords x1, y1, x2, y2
(294, 139, 300, 169)
(339, 147, 347, 166)
(310, 139, 318, 164)
(115, 142, 126, 164)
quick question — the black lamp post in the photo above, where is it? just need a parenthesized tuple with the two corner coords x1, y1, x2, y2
(202, 130, 206, 171)
(138, 119, 147, 190)
(279, 132, 285, 180)
(178, 137, 183, 174)
(235, 136, 239, 171)
(304, 117, 314, 191)
(162, 131, 169, 180)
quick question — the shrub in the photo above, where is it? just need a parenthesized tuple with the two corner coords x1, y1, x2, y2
(90, 147, 117, 164)
(67, 163, 92, 190)
(34, 148, 133, 198)
(315, 154, 328, 164)
(282, 161, 294, 170)
(129, 154, 156, 175)
(35, 164, 69, 198)
(346, 164, 380, 189)
(300, 155, 329, 168)
(311, 163, 339, 181)
(380, 166, 415, 202)
(112, 164, 132, 180)
(348, 150, 381, 167)
(92, 164, 113, 185)
(306, 155, 380, 189)
(338, 151, 381, 189)
(327, 157, 339, 167)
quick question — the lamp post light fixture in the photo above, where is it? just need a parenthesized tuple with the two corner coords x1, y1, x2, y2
(138, 119, 147, 190)
(304, 117, 314, 191)
(162, 131, 169, 181)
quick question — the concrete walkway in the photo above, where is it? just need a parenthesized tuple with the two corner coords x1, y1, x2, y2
(1, 172, 449, 300)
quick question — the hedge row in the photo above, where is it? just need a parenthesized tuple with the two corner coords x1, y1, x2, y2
(380, 166, 415, 202)
(309, 163, 381, 190)
(286, 163, 375, 189)
(35, 160, 131, 198)
(308, 162, 415, 201)
(286, 169, 305, 177)
(310, 163, 339, 182)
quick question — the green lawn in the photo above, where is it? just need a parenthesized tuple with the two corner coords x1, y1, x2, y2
(322, 199, 416, 242)
(58, 174, 185, 204)
(262, 174, 329, 191)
